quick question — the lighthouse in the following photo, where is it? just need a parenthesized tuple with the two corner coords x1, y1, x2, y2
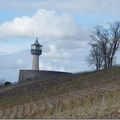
(19, 38, 72, 83)
(31, 38, 42, 70)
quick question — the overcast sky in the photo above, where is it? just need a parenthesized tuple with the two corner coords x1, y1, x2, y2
(0, 0, 120, 82)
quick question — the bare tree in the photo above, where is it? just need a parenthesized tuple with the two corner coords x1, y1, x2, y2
(0, 79, 5, 86)
(91, 25, 109, 69)
(107, 22, 120, 68)
(88, 22, 120, 70)
(88, 43, 103, 70)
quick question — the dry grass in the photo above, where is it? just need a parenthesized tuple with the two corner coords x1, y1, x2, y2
(0, 67, 120, 109)
(0, 67, 120, 118)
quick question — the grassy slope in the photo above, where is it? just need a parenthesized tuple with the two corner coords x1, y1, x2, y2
(0, 67, 120, 110)
(0, 67, 120, 118)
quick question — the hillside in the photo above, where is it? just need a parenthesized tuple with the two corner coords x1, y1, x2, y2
(0, 67, 120, 118)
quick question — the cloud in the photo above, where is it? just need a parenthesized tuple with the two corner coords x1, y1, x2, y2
(1, 0, 120, 16)
(16, 59, 23, 65)
(0, 9, 83, 41)
(40, 62, 66, 72)
(43, 44, 71, 59)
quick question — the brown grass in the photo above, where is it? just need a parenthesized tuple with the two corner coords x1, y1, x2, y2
(0, 67, 120, 118)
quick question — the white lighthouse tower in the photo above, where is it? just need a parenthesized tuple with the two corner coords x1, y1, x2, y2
(31, 38, 42, 70)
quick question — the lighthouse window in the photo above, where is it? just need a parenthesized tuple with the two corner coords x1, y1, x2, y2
(36, 47, 39, 50)
(39, 46, 42, 50)
(31, 46, 36, 50)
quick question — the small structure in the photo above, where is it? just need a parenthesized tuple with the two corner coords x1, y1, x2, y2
(4, 81, 12, 86)
(31, 38, 42, 70)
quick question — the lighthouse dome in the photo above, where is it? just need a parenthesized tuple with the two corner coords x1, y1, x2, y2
(31, 38, 42, 55)
(33, 38, 40, 45)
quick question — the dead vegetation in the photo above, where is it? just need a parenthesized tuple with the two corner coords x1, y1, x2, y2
(0, 67, 120, 118)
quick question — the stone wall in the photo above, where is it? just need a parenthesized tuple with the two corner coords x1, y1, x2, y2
(19, 70, 73, 82)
